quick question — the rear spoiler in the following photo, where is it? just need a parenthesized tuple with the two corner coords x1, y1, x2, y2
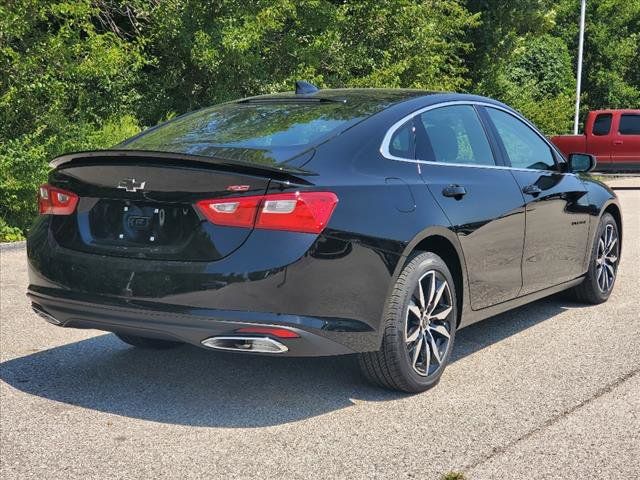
(50, 149, 316, 185)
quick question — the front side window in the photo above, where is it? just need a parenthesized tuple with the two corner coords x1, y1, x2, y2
(592, 114, 612, 136)
(486, 108, 555, 170)
(619, 114, 640, 135)
(416, 105, 495, 166)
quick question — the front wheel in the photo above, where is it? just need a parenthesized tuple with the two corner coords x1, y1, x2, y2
(569, 212, 620, 304)
(359, 251, 457, 393)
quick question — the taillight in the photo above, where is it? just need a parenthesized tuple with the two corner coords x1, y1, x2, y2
(257, 192, 338, 233)
(196, 191, 338, 234)
(38, 184, 79, 215)
(196, 195, 263, 228)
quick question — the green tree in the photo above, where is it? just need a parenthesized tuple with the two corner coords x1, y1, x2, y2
(466, 1, 575, 133)
(555, 0, 640, 114)
(2, 0, 639, 240)
(467, 0, 640, 133)
(134, 0, 478, 123)
(483, 34, 575, 134)
(0, 1, 144, 237)
(1, 0, 479, 239)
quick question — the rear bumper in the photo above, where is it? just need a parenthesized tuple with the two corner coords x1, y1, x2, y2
(26, 217, 400, 355)
(27, 288, 370, 356)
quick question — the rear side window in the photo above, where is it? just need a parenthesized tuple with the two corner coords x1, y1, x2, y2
(389, 120, 415, 158)
(416, 105, 495, 166)
(619, 114, 640, 135)
(592, 114, 612, 136)
(485, 108, 555, 170)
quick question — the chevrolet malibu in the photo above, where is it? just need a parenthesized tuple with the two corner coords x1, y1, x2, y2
(27, 84, 622, 392)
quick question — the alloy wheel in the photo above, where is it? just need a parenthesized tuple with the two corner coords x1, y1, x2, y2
(596, 224, 618, 293)
(405, 270, 454, 377)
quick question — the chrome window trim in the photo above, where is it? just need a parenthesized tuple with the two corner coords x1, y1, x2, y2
(380, 100, 568, 174)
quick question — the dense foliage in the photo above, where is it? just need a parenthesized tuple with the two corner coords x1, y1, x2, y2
(1, 0, 639, 240)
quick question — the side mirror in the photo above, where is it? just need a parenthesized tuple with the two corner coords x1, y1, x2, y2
(568, 153, 597, 173)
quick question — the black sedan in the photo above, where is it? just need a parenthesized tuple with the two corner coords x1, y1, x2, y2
(27, 83, 622, 392)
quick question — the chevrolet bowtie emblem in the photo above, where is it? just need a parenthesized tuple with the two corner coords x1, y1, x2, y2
(117, 178, 146, 192)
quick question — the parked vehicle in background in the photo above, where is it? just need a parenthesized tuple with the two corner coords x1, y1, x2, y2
(551, 110, 640, 171)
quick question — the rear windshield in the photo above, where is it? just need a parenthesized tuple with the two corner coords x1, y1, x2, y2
(121, 99, 386, 165)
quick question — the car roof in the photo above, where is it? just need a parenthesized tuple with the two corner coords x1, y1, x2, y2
(111, 89, 515, 170)
(236, 88, 514, 118)
(238, 88, 435, 105)
(590, 109, 640, 114)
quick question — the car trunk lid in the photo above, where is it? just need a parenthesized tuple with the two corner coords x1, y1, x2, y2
(48, 150, 313, 261)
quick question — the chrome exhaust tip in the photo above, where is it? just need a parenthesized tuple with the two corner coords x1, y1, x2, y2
(201, 336, 288, 354)
(31, 304, 61, 325)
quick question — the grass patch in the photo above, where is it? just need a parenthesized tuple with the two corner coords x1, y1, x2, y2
(441, 472, 466, 480)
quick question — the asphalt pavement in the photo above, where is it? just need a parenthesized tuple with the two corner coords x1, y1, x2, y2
(1, 190, 638, 480)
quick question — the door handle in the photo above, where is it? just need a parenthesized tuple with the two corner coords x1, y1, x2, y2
(442, 184, 467, 199)
(613, 140, 623, 145)
(522, 184, 542, 196)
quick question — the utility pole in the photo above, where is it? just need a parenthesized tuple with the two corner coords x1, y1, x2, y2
(573, 0, 587, 135)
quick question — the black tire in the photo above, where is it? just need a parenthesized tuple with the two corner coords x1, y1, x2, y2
(115, 333, 182, 350)
(569, 212, 620, 304)
(359, 251, 458, 393)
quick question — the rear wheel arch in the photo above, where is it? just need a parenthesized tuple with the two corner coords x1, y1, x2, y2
(399, 229, 467, 328)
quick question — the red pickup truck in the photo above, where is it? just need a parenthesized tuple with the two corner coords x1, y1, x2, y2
(551, 109, 640, 171)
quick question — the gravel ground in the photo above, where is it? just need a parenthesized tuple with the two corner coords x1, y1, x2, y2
(1, 190, 638, 480)
(605, 176, 640, 189)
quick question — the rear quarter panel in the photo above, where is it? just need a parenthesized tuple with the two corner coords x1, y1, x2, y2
(308, 101, 469, 335)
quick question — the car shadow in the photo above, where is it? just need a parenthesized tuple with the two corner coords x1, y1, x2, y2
(0, 295, 579, 428)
